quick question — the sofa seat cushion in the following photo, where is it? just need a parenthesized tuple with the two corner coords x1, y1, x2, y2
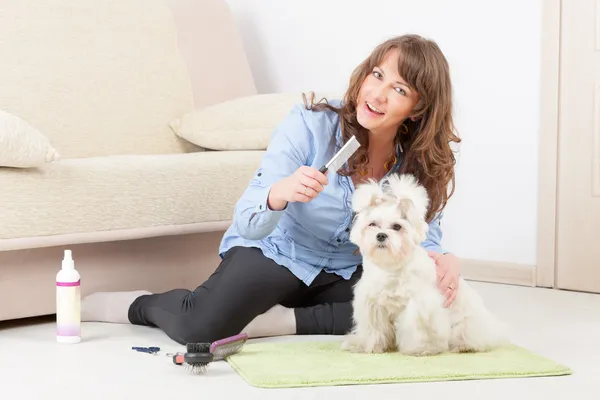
(0, 151, 264, 241)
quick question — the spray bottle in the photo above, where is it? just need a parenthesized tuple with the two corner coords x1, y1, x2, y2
(56, 249, 81, 343)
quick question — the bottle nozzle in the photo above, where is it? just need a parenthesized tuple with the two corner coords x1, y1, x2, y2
(62, 249, 74, 269)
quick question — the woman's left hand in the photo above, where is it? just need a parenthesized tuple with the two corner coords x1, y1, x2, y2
(427, 251, 461, 308)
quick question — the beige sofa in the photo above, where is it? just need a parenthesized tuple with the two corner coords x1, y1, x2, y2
(0, 0, 284, 321)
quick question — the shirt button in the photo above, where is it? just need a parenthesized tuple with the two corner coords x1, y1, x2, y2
(337, 239, 341, 243)
(345, 228, 350, 232)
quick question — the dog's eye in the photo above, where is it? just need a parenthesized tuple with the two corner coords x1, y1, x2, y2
(369, 222, 377, 227)
(391, 223, 402, 231)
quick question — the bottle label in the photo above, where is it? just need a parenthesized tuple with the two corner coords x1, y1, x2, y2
(56, 279, 81, 337)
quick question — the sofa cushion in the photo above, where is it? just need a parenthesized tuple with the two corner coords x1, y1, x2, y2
(0, 109, 59, 168)
(0, 151, 264, 240)
(170, 92, 338, 151)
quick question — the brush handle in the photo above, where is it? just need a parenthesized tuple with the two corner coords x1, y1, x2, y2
(319, 165, 327, 174)
(173, 354, 185, 365)
(210, 333, 248, 353)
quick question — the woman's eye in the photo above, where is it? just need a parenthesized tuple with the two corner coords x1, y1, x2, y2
(395, 87, 406, 96)
(391, 223, 402, 231)
(373, 71, 381, 78)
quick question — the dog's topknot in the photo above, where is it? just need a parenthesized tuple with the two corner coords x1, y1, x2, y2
(381, 174, 430, 220)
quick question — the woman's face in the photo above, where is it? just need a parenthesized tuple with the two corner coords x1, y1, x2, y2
(356, 49, 420, 139)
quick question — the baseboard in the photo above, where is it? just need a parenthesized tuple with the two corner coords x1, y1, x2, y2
(460, 258, 536, 287)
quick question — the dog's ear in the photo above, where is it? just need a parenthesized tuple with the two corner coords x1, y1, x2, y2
(412, 220, 429, 245)
(352, 179, 383, 213)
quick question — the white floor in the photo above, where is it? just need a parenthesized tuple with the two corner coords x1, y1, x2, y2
(1, 281, 599, 400)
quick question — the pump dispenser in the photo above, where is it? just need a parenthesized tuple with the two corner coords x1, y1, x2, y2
(56, 249, 81, 343)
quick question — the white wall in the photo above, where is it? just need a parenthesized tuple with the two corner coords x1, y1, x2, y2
(225, 0, 542, 266)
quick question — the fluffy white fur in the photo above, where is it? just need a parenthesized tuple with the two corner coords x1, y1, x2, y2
(342, 174, 507, 356)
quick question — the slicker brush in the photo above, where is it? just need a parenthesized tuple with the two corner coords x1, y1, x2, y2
(172, 343, 214, 374)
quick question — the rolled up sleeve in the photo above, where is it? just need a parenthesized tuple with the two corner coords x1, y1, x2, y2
(233, 105, 314, 240)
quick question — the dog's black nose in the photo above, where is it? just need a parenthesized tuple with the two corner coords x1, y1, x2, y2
(376, 233, 387, 242)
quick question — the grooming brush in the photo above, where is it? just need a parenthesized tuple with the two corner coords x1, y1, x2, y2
(172, 343, 214, 374)
(319, 135, 361, 174)
(210, 333, 248, 361)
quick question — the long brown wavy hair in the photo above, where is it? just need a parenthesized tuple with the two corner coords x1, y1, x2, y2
(304, 34, 461, 222)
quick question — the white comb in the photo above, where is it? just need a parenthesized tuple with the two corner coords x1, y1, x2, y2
(319, 136, 361, 174)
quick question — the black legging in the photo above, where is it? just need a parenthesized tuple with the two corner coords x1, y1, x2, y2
(127, 246, 362, 344)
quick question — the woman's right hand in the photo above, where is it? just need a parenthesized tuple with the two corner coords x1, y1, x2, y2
(267, 166, 329, 210)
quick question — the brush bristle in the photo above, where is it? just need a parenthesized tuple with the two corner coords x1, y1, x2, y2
(185, 364, 209, 375)
(212, 341, 246, 360)
(187, 342, 211, 353)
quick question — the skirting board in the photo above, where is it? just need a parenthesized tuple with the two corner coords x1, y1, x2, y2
(460, 258, 536, 287)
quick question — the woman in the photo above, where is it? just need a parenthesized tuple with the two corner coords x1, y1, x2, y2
(81, 34, 462, 345)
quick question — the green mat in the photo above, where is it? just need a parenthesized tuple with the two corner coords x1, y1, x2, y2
(226, 340, 572, 388)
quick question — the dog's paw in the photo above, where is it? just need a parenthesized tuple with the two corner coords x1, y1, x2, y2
(449, 344, 478, 354)
(396, 338, 448, 356)
(341, 335, 365, 353)
(342, 334, 390, 354)
(341, 335, 387, 354)
(365, 342, 389, 354)
(399, 347, 446, 357)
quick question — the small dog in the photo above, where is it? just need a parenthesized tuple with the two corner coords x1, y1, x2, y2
(341, 174, 507, 356)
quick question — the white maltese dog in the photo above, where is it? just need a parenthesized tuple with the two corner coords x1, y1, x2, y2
(341, 174, 506, 356)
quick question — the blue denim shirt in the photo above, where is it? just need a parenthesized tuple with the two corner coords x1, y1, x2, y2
(219, 100, 446, 285)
